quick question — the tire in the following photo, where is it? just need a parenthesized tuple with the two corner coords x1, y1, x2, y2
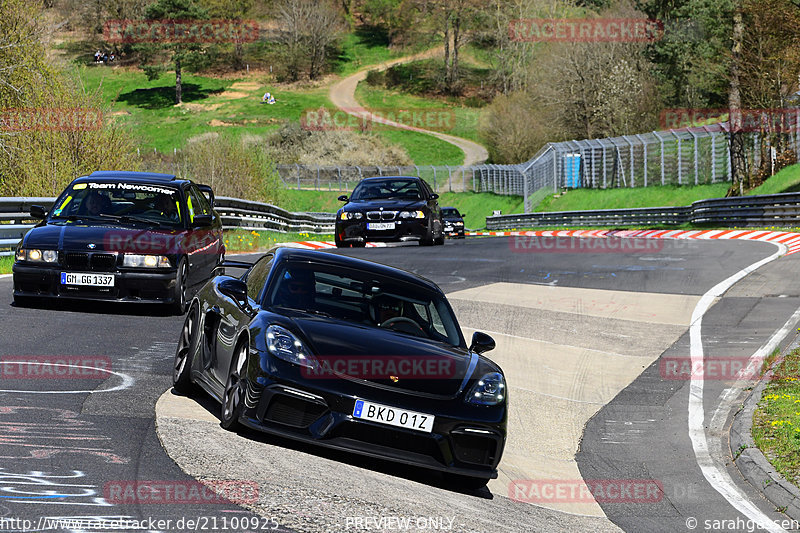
(335, 234, 347, 248)
(171, 258, 189, 315)
(434, 233, 445, 245)
(220, 340, 248, 431)
(351, 241, 366, 248)
(173, 303, 200, 394)
(444, 473, 491, 491)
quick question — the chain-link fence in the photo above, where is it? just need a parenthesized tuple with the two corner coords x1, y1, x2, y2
(275, 116, 800, 212)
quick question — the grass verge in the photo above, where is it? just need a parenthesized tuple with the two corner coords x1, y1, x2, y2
(748, 164, 800, 195)
(355, 83, 484, 145)
(536, 184, 731, 212)
(78, 66, 331, 152)
(0, 256, 13, 275)
(224, 229, 333, 255)
(753, 347, 800, 486)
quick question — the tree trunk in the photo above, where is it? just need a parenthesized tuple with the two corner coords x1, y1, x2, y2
(727, 4, 747, 196)
(443, 13, 451, 90)
(451, 13, 460, 94)
(175, 56, 183, 105)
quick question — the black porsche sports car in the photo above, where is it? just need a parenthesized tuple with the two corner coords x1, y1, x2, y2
(335, 176, 445, 247)
(441, 207, 466, 239)
(12, 171, 224, 313)
(173, 247, 507, 487)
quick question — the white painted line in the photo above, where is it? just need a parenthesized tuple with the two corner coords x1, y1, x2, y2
(0, 363, 135, 394)
(688, 242, 788, 532)
(0, 274, 11, 279)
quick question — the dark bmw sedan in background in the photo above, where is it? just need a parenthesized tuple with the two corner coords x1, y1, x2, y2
(12, 171, 224, 313)
(441, 207, 466, 239)
(335, 176, 444, 247)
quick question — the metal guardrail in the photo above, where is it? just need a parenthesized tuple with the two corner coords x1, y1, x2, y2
(0, 197, 336, 256)
(486, 192, 800, 229)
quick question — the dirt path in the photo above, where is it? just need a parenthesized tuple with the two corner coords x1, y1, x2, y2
(329, 47, 489, 168)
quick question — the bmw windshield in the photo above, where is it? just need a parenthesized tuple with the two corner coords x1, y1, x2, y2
(49, 182, 183, 228)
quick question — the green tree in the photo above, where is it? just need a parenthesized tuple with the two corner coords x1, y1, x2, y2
(138, 0, 210, 105)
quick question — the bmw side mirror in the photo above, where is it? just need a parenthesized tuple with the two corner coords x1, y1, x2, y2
(338, 195, 348, 202)
(30, 205, 47, 219)
(219, 278, 249, 309)
(430, 193, 439, 200)
(469, 331, 495, 354)
(192, 214, 213, 227)
(460, 213, 466, 217)
(197, 184, 215, 207)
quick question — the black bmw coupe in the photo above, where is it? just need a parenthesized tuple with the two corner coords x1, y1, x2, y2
(335, 176, 445, 247)
(173, 247, 506, 487)
(12, 171, 224, 313)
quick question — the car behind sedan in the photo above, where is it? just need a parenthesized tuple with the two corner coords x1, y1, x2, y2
(12, 171, 224, 313)
(441, 207, 466, 239)
(173, 247, 506, 487)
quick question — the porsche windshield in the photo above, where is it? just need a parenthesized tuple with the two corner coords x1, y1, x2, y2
(350, 179, 423, 201)
(50, 182, 183, 227)
(267, 262, 464, 347)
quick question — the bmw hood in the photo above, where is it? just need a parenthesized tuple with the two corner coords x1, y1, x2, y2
(23, 223, 187, 254)
(348, 199, 426, 211)
(290, 316, 470, 397)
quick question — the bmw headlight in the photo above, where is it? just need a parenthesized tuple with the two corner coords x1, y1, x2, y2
(16, 249, 58, 263)
(266, 325, 317, 370)
(123, 254, 170, 268)
(466, 372, 506, 406)
(339, 211, 363, 220)
(399, 210, 425, 219)
(454, 221, 464, 226)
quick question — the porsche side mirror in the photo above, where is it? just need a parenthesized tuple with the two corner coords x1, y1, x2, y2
(469, 331, 495, 354)
(30, 205, 47, 219)
(430, 193, 439, 200)
(338, 195, 348, 202)
(219, 278, 249, 309)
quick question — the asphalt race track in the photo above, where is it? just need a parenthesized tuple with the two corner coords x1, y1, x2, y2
(2, 235, 800, 532)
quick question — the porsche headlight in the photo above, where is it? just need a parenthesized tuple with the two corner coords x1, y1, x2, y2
(16, 249, 58, 263)
(466, 372, 506, 406)
(123, 254, 170, 268)
(339, 211, 363, 220)
(399, 211, 425, 219)
(266, 325, 317, 370)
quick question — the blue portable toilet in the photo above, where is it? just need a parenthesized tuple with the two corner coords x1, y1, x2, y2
(564, 153, 581, 188)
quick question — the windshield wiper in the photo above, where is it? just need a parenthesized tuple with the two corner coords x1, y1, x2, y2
(98, 214, 166, 227)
